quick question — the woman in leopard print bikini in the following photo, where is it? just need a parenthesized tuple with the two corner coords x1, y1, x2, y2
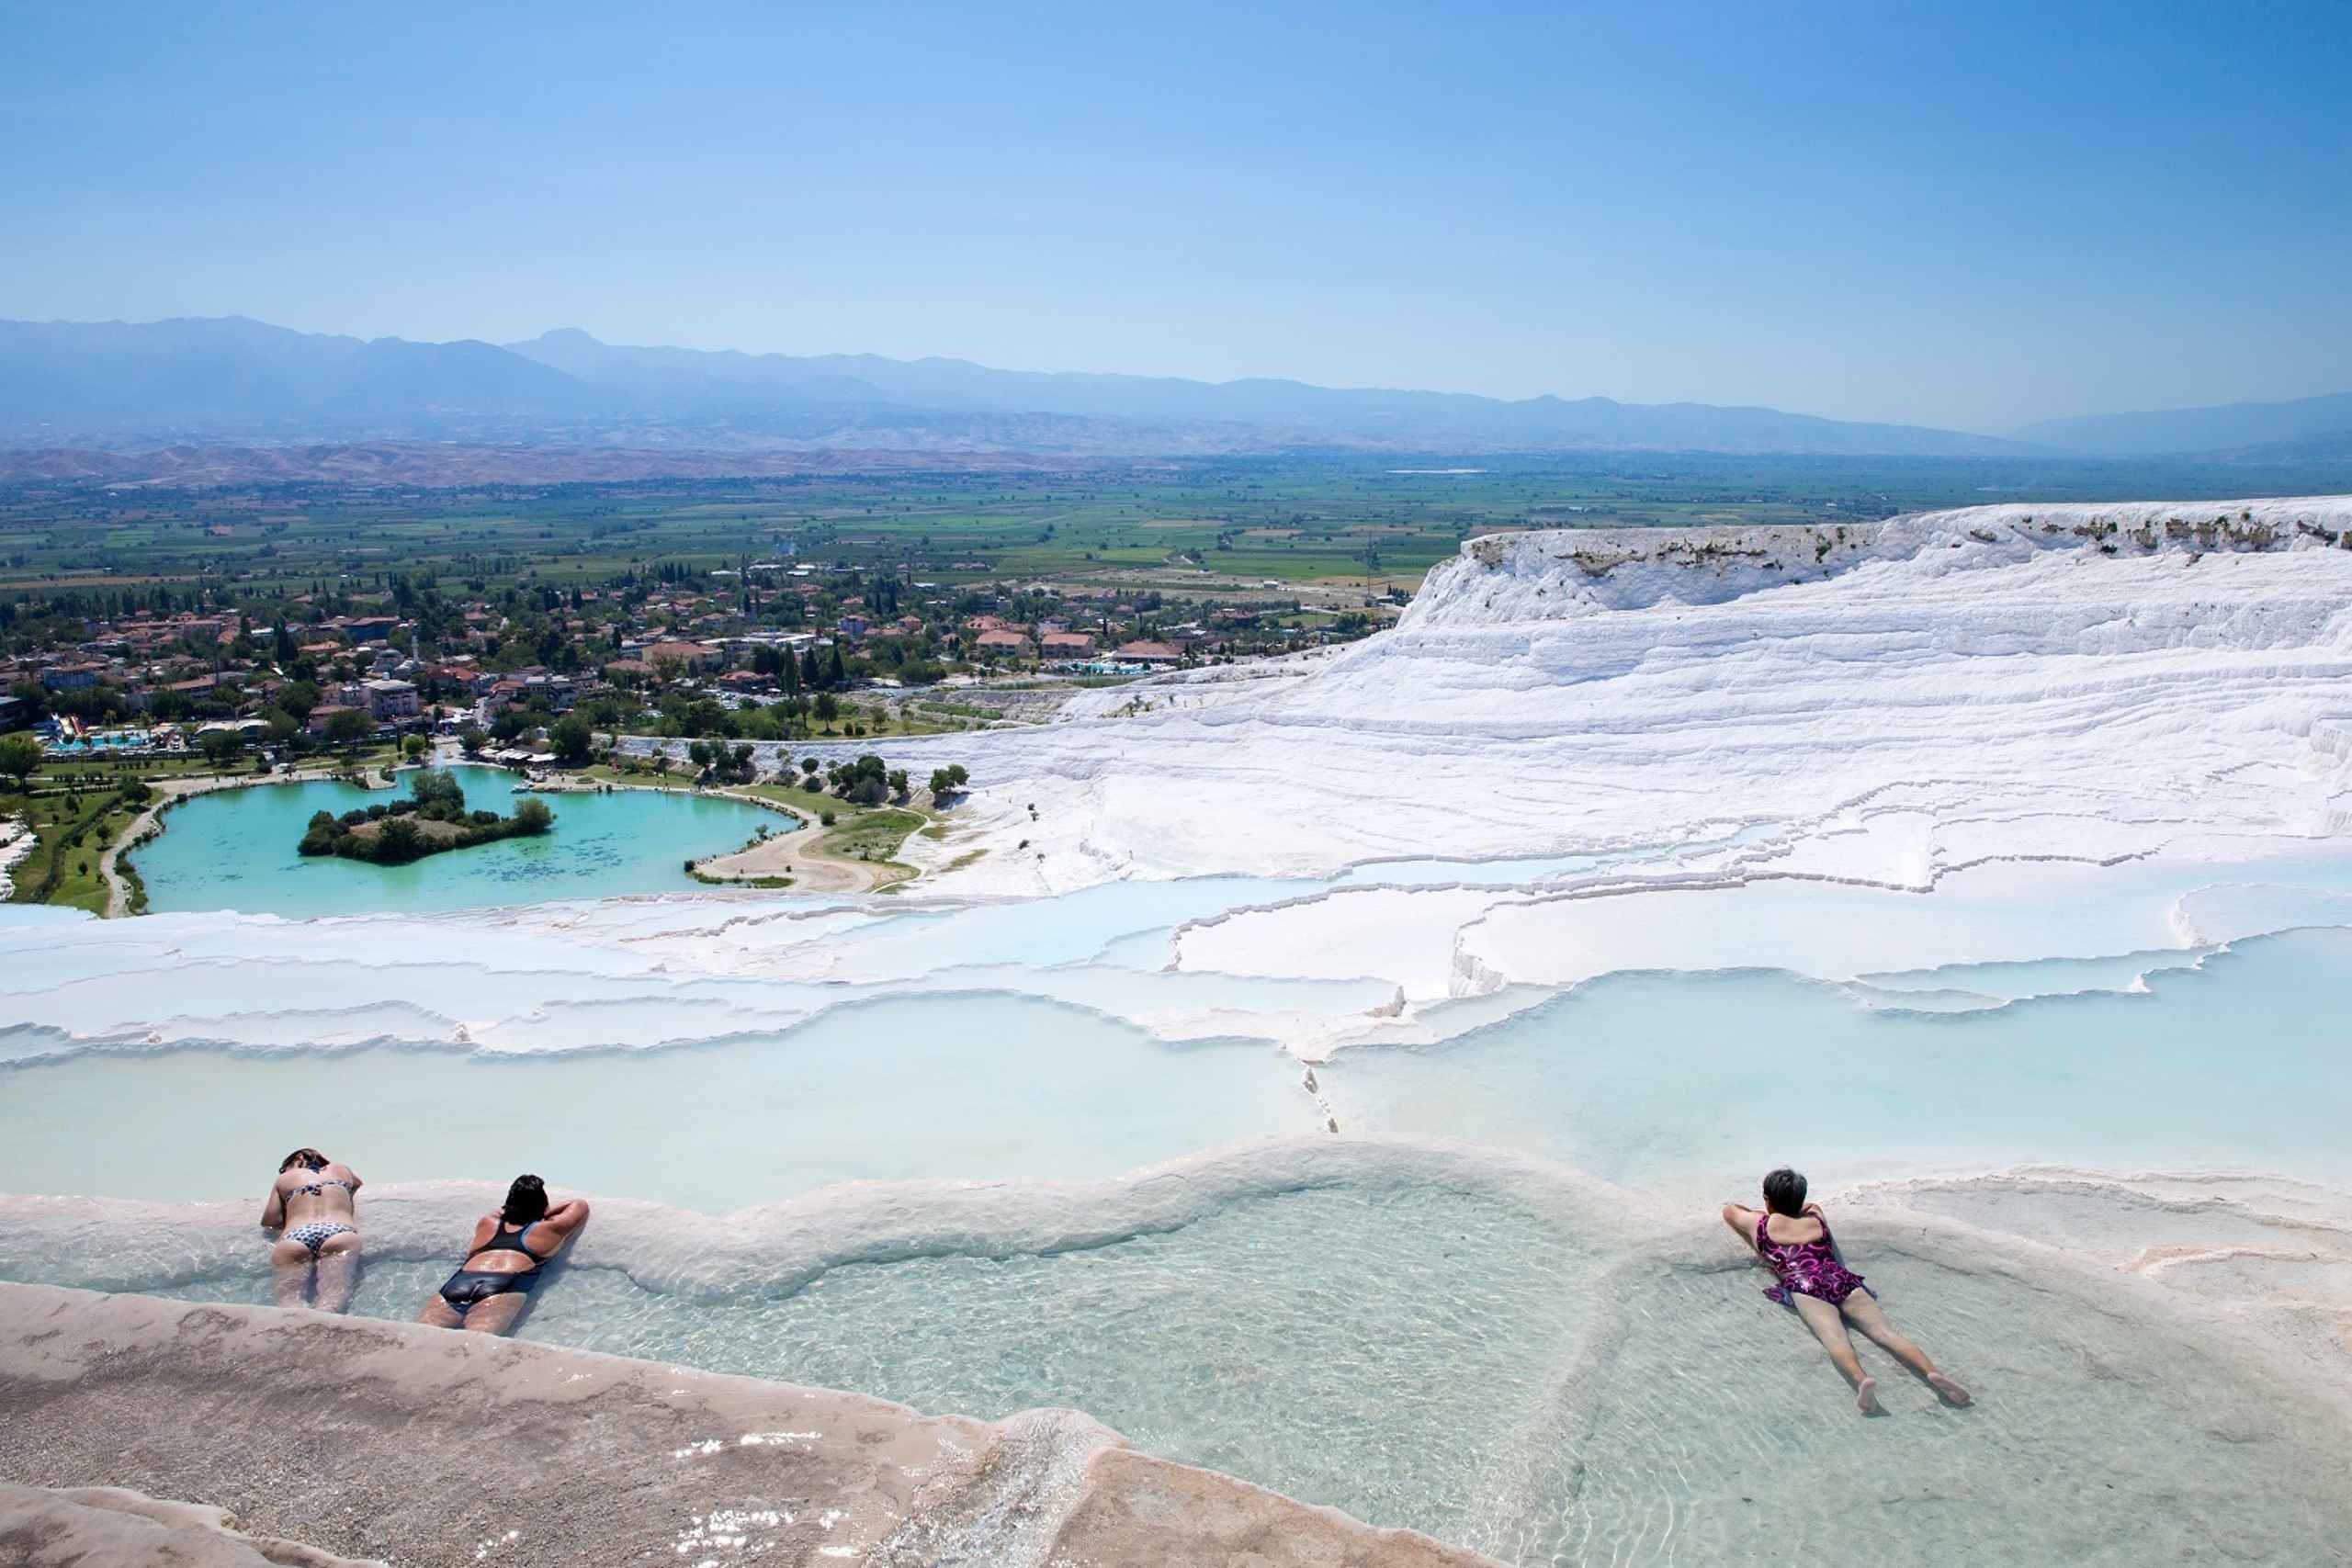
(261, 1146, 364, 1312)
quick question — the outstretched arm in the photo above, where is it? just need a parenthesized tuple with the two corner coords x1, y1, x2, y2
(261, 1180, 286, 1230)
(1721, 1202, 1761, 1255)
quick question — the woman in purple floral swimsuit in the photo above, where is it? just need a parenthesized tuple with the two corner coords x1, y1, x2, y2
(1722, 1168, 1971, 1415)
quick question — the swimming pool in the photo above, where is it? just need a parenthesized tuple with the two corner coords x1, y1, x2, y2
(44, 728, 156, 753)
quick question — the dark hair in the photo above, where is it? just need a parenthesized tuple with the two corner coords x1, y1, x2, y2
(503, 1174, 549, 1226)
(279, 1147, 327, 1173)
(1762, 1168, 1808, 1217)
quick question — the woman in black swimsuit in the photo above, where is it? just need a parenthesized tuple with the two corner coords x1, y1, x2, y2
(418, 1174, 590, 1335)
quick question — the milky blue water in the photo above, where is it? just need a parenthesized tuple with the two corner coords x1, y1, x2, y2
(8, 864, 2352, 1562)
(109, 1165, 2352, 1564)
(133, 767, 786, 917)
(0, 994, 1312, 1206)
(6, 927, 2348, 1220)
(1320, 929, 2352, 1201)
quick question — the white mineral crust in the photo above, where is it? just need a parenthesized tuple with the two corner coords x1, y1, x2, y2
(919, 498, 2352, 897)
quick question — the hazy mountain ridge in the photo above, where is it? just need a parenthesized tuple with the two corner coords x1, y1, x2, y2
(5, 315, 2344, 460)
(1, 314, 2027, 456)
(2010, 391, 2352, 457)
(503, 328, 2025, 454)
(0, 441, 1071, 487)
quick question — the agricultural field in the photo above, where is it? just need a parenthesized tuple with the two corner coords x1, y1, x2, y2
(9, 449, 2343, 612)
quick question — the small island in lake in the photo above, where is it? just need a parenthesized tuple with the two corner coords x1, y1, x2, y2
(298, 768, 554, 865)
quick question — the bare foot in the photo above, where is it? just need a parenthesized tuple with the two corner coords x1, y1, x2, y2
(1928, 1372, 1971, 1406)
(1855, 1376, 1880, 1415)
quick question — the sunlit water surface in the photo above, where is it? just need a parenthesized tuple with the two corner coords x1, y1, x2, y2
(10, 931, 2347, 1208)
(125, 1173, 2352, 1564)
(6, 870, 2352, 1562)
(134, 766, 784, 916)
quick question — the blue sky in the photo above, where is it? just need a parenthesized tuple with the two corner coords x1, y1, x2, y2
(3, 0, 2346, 431)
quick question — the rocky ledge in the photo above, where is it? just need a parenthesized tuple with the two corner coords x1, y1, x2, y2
(0, 1283, 1492, 1568)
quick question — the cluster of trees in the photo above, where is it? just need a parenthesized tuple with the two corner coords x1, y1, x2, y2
(458, 711, 597, 766)
(686, 738, 758, 784)
(745, 641, 850, 692)
(297, 768, 554, 865)
(319, 708, 376, 749)
(550, 714, 595, 765)
(0, 732, 42, 791)
(9, 678, 134, 729)
(797, 751, 908, 807)
(772, 755, 969, 806)
(405, 767, 471, 818)
(628, 687, 908, 743)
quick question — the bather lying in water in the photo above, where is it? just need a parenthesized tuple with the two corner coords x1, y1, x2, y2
(262, 1146, 364, 1312)
(1723, 1167, 1971, 1415)
(418, 1174, 589, 1336)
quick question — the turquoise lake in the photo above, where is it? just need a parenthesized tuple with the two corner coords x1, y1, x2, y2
(132, 767, 787, 917)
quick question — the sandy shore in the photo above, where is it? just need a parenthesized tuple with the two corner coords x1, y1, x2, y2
(0, 1283, 1492, 1568)
(534, 771, 935, 893)
(692, 815, 905, 894)
(530, 771, 927, 894)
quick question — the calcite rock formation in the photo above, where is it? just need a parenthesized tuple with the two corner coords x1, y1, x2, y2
(0, 1283, 1493, 1568)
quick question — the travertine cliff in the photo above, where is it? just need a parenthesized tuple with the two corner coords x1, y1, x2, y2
(0, 1283, 1494, 1568)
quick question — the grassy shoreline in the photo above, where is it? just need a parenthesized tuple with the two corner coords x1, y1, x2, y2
(3, 752, 941, 915)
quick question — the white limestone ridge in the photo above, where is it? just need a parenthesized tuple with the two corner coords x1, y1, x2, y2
(1399, 498, 2352, 627)
(937, 495, 2352, 895)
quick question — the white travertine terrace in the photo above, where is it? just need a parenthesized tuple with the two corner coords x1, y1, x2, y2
(6, 498, 2352, 1564)
(915, 498, 2352, 896)
(8, 498, 2352, 1069)
(0, 1281, 1494, 1568)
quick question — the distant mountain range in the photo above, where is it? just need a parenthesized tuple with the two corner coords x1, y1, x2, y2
(2009, 391, 2352, 457)
(1, 314, 2343, 462)
(0, 314, 2022, 457)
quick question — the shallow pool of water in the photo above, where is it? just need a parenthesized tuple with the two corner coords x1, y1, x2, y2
(1320, 929, 2352, 1201)
(1491, 1242, 2352, 1564)
(119, 1168, 2352, 1564)
(10, 849, 2352, 1562)
(6, 930, 2350, 1213)
(133, 766, 786, 917)
(0, 994, 1315, 1207)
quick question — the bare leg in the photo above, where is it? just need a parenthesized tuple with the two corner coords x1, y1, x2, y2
(457, 1291, 531, 1337)
(312, 1232, 362, 1314)
(269, 1239, 314, 1309)
(418, 1295, 466, 1328)
(1791, 1292, 1879, 1414)
(1841, 1293, 1970, 1405)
